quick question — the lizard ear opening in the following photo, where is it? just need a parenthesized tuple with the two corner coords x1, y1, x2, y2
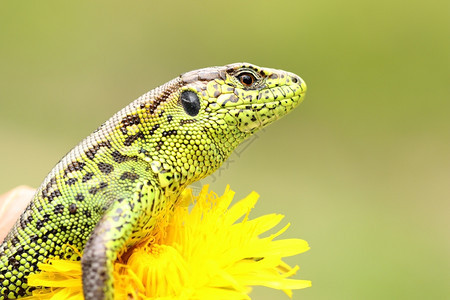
(180, 90, 201, 117)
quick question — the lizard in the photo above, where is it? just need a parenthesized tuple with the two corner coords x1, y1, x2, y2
(0, 63, 307, 299)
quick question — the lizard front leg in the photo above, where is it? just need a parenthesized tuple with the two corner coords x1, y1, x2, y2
(81, 181, 167, 299)
(81, 198, 135, 299)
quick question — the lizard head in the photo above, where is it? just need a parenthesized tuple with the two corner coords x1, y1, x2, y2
(180, 62, 307, 134)
(122, 63, 306, 189)
(174, 62, 307, 163)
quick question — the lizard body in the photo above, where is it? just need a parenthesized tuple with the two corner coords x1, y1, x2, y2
(0, 63, 306, 299)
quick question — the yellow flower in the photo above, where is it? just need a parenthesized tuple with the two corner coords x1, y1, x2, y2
(25, 185, 311, 299)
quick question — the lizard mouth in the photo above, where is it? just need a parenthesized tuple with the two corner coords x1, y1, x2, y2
(207, 78, 306, 133)
(225, 92, 306, 133)
(224, 80, 307, 132)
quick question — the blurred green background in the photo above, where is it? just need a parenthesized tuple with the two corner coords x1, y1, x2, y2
(1, 0, 449, 299)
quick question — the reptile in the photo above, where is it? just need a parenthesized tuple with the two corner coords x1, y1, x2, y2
(0, 63, 307, 299)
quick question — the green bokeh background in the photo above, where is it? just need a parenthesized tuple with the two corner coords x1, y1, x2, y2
(1, 1, 449, 299)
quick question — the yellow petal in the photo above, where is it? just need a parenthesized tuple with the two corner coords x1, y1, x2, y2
(25, 185, 311, 299)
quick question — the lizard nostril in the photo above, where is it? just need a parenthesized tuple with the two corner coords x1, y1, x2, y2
(292, 76, 299, 84)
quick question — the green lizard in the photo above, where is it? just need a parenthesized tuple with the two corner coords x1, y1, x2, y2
(0, 63, 306, 299)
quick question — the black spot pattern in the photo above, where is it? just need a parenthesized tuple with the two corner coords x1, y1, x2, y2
(66, 178, 78, 185)
(180, 119, 197, 126)
(64, 161, 86, 176)
(120, 172, 139, 182)
(162, 130, 177, 137)
(82, 172, 94, 183)
(47, 190, 62, 203)
(89, 187, 99, 195)
(111, 150, 130, 163)
(120, 114, 141, 135)
(54, 204, 65, 214)
(75, 193, 85, 202)
(123, 132, 144, 146)
(148, 124, 160, 135)
(85, 141, 112, 160)
(69, 204, 77, 214)
(11, 237, 19, 246)
(83, 209, 91, 218)
(97, 162, 114, 174)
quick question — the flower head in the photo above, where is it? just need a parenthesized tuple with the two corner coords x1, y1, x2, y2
(26, 185, 311, 299)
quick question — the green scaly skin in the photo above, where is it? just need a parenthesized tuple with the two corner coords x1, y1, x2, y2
(0, 63, 306, 299)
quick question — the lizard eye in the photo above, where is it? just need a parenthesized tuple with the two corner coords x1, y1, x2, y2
(180, 90, 200, 116)
(237, 72, 256, 87)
